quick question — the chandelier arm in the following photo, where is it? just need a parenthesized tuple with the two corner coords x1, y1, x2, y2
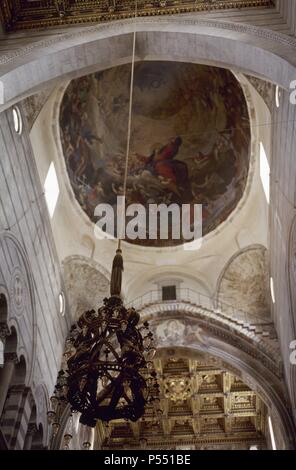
(88, 338, 120, 363)
(104, 342, 121, 363)
(121, 393, 132, 405)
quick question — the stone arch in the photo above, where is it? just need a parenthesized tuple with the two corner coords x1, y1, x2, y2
(146, 310, 295, 449)
(216, 245, 270, 322)
(1, 17, 296, 111)
(0, 231, 37, 385)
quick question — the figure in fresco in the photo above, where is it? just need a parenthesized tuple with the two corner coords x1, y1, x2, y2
(133, 137, 191, 199)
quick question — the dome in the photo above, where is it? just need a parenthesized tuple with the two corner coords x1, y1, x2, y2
(59, 61, 251, 247)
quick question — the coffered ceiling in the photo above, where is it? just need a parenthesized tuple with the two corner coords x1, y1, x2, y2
(96, 350, 267, 450)
(0, 1, 275, 33)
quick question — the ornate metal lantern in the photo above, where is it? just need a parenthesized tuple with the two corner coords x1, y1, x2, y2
(48, 249, 159, 430)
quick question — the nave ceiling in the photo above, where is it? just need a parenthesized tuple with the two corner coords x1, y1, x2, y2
(0, 1, 275, 33)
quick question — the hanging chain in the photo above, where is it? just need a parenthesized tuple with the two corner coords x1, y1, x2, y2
(118, 0, 137, 250)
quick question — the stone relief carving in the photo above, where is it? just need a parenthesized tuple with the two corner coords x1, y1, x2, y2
(9, 267, 29, 316)
(217, 246, 270, 320)
(154, 318, 207, 347)
(144, 302, 280, 375)
(63, 256, 110, 320)
(245, 75, 274, 110)
(22, 88, 54, 130)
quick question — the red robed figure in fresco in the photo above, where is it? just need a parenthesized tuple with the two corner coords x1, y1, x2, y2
(135, 137, 189, 196)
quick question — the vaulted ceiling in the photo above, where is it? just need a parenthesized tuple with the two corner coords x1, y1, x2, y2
(0, 0, 275, 33)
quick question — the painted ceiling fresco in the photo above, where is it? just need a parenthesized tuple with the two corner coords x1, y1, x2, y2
(60, 61, 251, 246)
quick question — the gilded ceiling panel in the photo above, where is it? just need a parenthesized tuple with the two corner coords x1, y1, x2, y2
(0, 1, 275, 32)
(98, 350, 267, 450)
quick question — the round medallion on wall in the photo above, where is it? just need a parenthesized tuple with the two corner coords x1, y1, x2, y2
(10, 267, 28, 315)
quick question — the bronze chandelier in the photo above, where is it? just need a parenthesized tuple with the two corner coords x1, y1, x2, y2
(48, 250, 159, 429)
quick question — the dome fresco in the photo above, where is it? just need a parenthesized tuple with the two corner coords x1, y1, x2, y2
(59, 61, 251, 247)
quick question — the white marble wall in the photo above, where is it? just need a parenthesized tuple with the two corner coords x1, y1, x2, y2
(0, 107, 71, 445)
(1, 10, 296, 445)
(270, 87, 296, 422)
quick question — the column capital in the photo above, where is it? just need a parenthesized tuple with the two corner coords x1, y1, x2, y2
(4, 352, 18, 363)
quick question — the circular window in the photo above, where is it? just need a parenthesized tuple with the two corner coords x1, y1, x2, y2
(12, 106, 22, 135)
(59, 292, 65, 316)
